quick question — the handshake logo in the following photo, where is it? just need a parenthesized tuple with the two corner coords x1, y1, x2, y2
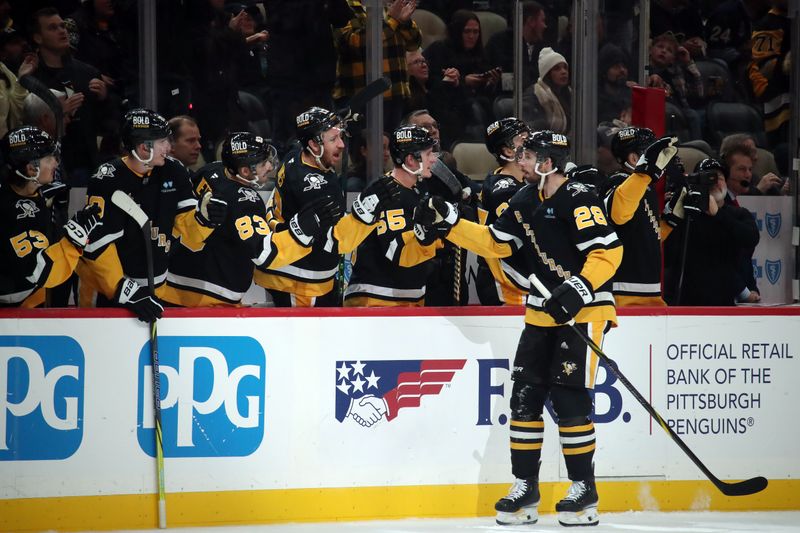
(335, 359, 466, 428)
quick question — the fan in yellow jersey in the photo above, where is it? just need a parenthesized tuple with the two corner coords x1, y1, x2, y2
(257, 106, 400, 306)
(477, 117, 532, 306)
(162, 132, 344, 306)
(603, 127, 679, 306)
(416, 131, 622, 527)
(0, 126, 102, 307)
(78, 109, 217, 322)
(344, 124, 442, 307)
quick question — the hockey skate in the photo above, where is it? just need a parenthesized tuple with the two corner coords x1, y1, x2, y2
(556, 478, 599, 526)
(495, 477, 540, 525)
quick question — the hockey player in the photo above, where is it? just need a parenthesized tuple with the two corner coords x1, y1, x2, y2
(256, 106, 400, 307)
(0, 126, 102, 307)
(416, 131, 622, 526)
(604, 127, 679, 306)
(477, 117, 532, 306)
(78, 108, 217, 321)
(343, 124, 442, 307)
(162, 132, 346, 306)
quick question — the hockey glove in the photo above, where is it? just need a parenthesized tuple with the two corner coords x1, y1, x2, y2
(662, 187, 688, 227)
(351, 176, 402, 225)
(114, 277, 164, 323)
(195, 191, 228, 228)
(289, 195, 343, 246)
(40, 181, 69, 203)
(543, 275, 594, 324)
(64, 204, 102, 250)
(412, 196, 438, 245)
(634, 136, 678, 182)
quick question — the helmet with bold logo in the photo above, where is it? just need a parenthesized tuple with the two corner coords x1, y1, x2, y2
(389, 125, 437, 167)
(296, 106, 342, 147)
(611, 126, 655, 164)
(221, 132, 276, 188)
(485, 117, 530, 162)
(3, 126, 58, 171)
(523, 130, 570, 172)
(121, 108, 171, 151)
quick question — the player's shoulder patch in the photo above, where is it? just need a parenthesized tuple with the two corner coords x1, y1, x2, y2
(303, 172, 328, 192)
(492, 176, 515, 192)
(92, 162, 118, 181)
(566, 181, 591, 196)
(238, 187, 260, 203)
(15, 198, 40, 219)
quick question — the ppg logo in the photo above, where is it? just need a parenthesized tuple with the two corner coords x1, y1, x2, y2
(137, 337, 265, 458)
(0, 336, 84, 461)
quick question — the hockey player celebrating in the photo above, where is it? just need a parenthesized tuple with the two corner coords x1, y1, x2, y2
(477, 117, 532, 305)
(162, 132, 345, 306)
(0, 126, 102, 307)
(256, 106, 400, 306)
(343, 124, 442, 307)
(604, 127, 679, 306)
(78, 108, 218, 321)
(416, 131, 622, 526)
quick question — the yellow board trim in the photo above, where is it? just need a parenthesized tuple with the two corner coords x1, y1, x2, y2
(2, 480, 799, 531)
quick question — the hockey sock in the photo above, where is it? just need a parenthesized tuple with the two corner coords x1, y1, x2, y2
(559, 417, 596, 480)
(510, 416, 544, 479)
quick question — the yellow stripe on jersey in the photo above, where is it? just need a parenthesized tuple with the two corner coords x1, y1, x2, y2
(269, 231, 314, 268)
(580, 245, 623, 292)
(609, 172, 650, 226)
(160, 285, 242, 307)
(172, 209, 213, 252)
(253, 270, 334, 298)
(398, 231, 443, 268)
(332, 214, 377, 254)
(77, 243, 125, 300)
(447, 219, 513, 259)
(616, 294, 666, 307)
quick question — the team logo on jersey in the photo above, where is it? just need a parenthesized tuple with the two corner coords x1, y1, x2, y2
(765, 212, 781, 238)
(15, 199, 39, 219)
(566, 182, 590, 196)
(493, 178, 512, 192)
(765, 259, 781, 285)
(93, 163, 116, 180)
(303, 173, 327, 191)
(561, 361, 578, 376)
(239, 188, 260, 203)
(335, 359, 466, 427)
(137, 336, 265, 458)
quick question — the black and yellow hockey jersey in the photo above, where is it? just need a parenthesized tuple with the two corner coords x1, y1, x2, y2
(478, 169, 533, 303)
(0, 185, 82, 307)
(79, 156, 210, 300)
(448, 180, 622, 326)
(603, 171, 668, 306)
(344, 180, 442, 306)
(162, 162, 315, 306)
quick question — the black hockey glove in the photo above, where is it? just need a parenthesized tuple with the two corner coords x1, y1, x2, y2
(351, 176, 402, 225)
(289, 195, 343, 246)
(114, 277, 164, 323)
(195, 191, 228, 228)
(543, 275, 594, 324)
(662, 187, 688, 227)
(412, 195, 458, 244)
(64, 204, 102, 250)
(634, 136, 678, 182)
(40, 181, 69, 202)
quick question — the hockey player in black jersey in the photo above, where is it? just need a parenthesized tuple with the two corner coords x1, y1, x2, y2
(78, 108, 217, 321)
(477, 117, 532, 306)
(604, 127, 679, 306)
(256, 106, 399, 306)
(163, 132, 345, 306)
(0, 126, 102, 307)
(343, 125, 442, 307)
(417, 131, 622, 526)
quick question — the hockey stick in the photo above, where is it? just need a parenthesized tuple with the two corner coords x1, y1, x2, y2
(528, 273, 768, 497)
(336, 75, 392, 124)
(111, 191, 168, 527)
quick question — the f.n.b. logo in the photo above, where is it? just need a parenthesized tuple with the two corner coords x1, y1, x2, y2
(137, 337, 265, 457)
(765, 212, 781, 238)
(0, 336, 84, 460)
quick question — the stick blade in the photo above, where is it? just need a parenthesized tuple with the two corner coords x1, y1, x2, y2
(111, 190, 149, 228)
(716, 476, 768, 496)
(348, 76, 392, 111)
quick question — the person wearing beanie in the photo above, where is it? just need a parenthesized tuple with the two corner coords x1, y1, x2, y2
(521, 47, 571, 134)
(597, 43, 633, 124)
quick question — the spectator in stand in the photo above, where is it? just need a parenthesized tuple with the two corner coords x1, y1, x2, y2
(650, 0, 707, 60)
(168, 115, 202, 171)
(703, 0, 753, 70)
(334, 0, 421, 133)
(424, 10, 499, 124)
(225, 3, 269, 104)
(266, 0, 352, 155)
(405, 48, 467, 151)
(722, 143, 787, 197)
(0, 27, 29, 74)
(344, 128, 390, 193)
(521, 47, 571, 134)
(647, 32, 703, 140)
(28, 7, 111, 187)
(0, 50, 35, 137)
(485, 1, 548, 90)
(597, 43, 632, 125)
(67, 0, 122, 93)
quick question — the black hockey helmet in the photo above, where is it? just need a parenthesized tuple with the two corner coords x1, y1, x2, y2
(694, 157, 725, 176)
(296, 106, 342, 147)
(2, 126, 58, 174)
(485, 117, 530, 161)
(122, 108, 171, 151)
(567, 163, 603, 189)
(389, 125, 437, 166)
(611, 126, 655, 164)
(523, 130, 570, 172)
(222, 132, 276, 174)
